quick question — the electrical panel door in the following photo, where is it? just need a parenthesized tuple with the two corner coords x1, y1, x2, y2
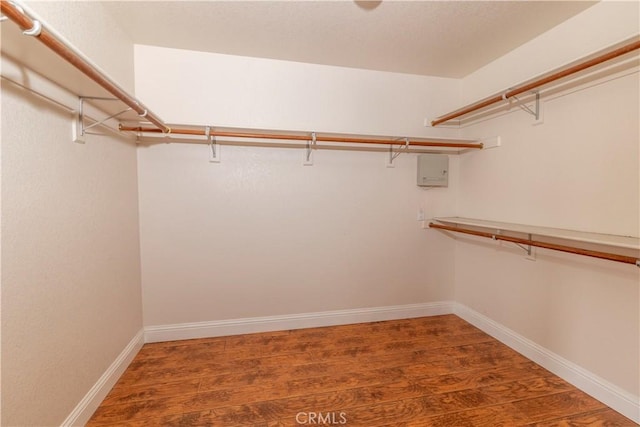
(417, 154, 448, 187)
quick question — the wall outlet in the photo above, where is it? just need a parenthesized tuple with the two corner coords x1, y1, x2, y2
(417, 209, 425, 221)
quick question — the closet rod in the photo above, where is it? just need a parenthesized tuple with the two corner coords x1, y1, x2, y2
(431, 39, 640, 126)
(0, 0, 170, 134)
(429, 223, 640, 266)
(119, 125, 484, 149)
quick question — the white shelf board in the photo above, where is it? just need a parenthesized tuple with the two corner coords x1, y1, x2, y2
(433, 217, 640, 251)
(1, 17, 143, 123)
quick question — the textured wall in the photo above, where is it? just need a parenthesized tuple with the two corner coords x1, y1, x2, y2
(134, 46, 462, 326)
(26, 0, 135, 92)
(455, 0, 640, 399)
(1, 2, 142, 426)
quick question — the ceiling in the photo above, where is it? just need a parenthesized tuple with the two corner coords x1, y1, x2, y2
(105, 1, 596, 78)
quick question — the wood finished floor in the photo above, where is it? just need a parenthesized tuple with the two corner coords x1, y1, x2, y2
(87, 315, 637, 426)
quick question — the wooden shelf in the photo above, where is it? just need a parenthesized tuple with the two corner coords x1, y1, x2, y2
(433, 217, 640, 251)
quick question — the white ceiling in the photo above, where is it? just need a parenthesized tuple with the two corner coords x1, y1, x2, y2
(103, 1, 596, 78)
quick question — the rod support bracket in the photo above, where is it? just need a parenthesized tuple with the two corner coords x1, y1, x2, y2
(207, 126, 220, 162)
(514, 234, 533, 257)
(387, 137, 410, 167)
(23, 19, 41, 36)
(504, 90, 541, 122)
(73, 96, 127, 143)
(304, 132, 316, 166)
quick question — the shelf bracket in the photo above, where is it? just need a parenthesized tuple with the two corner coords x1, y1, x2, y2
(207, 126, 220, 162)
(303, 132, 316, 166)
(73, 96, 129, 144)
(514, 234, 533, 256)
(387, 137, 410, 168)
(493, 230, 532, 256)
(504, 90, 540, 121)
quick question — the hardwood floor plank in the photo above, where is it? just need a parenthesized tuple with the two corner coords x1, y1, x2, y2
(136, 337, 226, 359)
(513, 390, 607, 423)
(198, 368, 392, 401)
(525, 408, 638, 426)
(86, 315, 635, 427)
(100, 378, 200, 407)
(198, 380, 437, 423)
(416, 402, 531, 426)
(413, 361, 551, 394)
(88, 394, 191, 425)
(477, 376, 574, 403)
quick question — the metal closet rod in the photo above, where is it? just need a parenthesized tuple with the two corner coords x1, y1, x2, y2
(431, 39, 640, 126)
(0, 0, 170, 134)
(429, 223, 640, 267)
(119, 125, 484, 149)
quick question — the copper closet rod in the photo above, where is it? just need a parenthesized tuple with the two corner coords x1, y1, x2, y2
(119, 125, 484, 149)
(429, 223, 640, 267)
(431, 39, 640, 126)
(0, 0, 171, 133)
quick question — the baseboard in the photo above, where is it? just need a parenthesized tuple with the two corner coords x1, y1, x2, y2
(453, 303, 640, 424)
(60, 329, 144, 427)
(144, 301, 455, 343)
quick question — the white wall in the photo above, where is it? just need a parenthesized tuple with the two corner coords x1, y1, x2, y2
(455, 0, 639, 401)
(26, 0, 135, 92)
(134, 46, 461, 326)
(461, 1, 640, 103)
(1, 2, 142, 426)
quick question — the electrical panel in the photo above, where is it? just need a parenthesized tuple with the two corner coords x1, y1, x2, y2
(417, 154, 448, 187)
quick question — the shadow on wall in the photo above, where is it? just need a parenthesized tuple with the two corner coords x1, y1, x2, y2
(354, 1, 383, 11)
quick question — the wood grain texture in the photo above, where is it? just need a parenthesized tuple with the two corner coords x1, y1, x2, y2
(87, 315, 637, 426)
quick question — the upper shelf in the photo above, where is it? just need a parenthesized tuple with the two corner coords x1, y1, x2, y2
(430, 37, 640, 127)
(0, 0, 168, 131)
(120, 123, 483, 153)
(433, 217, 640, 251)
(1, 0, 482, 154)
(1, 17, 142, 123)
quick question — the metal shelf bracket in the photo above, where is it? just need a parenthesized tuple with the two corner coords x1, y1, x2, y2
(492, 230, 533, 257)
(303, 132, 316, 166)
(504, 90, 541, 122)
(514, 234, 533, 256)
(387, 137, 410, 168)
(73, 96, 130, 144)
(207, 126, 220, 162)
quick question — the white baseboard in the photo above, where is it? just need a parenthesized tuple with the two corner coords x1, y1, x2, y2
(144, 301, 455, 343)
(453, 303, 640, 424)
(60, 329, 144, 427)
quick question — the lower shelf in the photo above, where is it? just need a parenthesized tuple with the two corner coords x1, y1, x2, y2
(430, 217, 640, 267)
